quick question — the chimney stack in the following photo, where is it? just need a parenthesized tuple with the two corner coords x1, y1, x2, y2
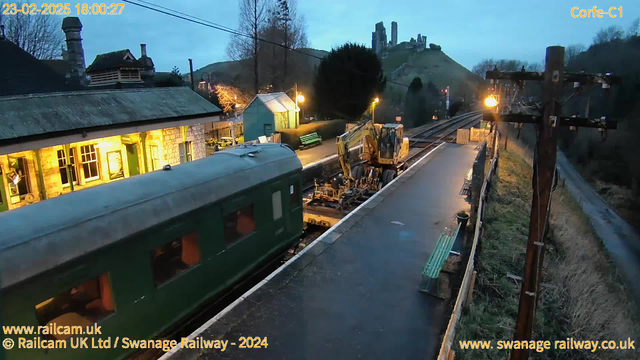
(140, 44, 147, 57)
(62, 17, 88, 86)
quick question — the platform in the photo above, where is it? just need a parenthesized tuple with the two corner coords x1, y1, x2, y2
(296, 139, 339, 167)
(166, 143, 479, 360)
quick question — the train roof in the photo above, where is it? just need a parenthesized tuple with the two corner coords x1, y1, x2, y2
(0, 143, 301, 289)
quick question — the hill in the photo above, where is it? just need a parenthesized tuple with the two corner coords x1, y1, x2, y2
(184, 48, 329, 89)
(381, 43, 482, 103)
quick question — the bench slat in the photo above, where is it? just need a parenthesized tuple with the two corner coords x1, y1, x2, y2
(422, 223, 462, 279)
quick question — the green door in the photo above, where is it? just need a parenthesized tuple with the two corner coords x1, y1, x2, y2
(126, 144, 140, 176)
(0, 173, 8, 212)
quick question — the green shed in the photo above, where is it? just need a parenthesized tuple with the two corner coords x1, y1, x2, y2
(243, 92, 298, 141)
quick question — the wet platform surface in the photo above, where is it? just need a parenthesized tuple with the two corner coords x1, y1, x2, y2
(296, 140, 339, 167)
(169, 143, 479, 360)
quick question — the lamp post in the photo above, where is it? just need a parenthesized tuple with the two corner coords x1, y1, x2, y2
(372, 97, 380, 123)
(287, 83, 306, 128)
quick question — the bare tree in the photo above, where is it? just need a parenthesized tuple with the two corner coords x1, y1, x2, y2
(260, 0, 308, 90)
(0, 1, 64, 59)
(226, 0, 269, 94)
(214, 84, 252, 113)
(593, 25, 624, 45)
(471, 59, 495, 78)
(627, 18, 640, 38)
(565, 44, 586, 66)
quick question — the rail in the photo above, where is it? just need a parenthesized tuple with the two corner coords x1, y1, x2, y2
(405, 113, 483, 163)
(437, 130, 500, 360)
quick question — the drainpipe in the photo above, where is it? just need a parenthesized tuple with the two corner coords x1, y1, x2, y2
(63, 144, 74, 192)
(180, 126, 188, 162)
(33, 150, 47, 200)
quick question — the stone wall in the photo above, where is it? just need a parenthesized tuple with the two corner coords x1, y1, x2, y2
(162, 124, 206, 166)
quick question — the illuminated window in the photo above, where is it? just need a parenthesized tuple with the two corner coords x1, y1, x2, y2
(150, 233, 200, 286)
(272, 191, 282, 220)
(106, 151, 124, 180)
(57, 149, 78, 186)
(34, 274, 115, 339)
(179, 142, 192, 164)
(80, 145, 99, 180)
(150, 145, 160, 171)
(8, 156, 30, 196)
(224, 204, 256, 245)
(290, 183, 300, 208)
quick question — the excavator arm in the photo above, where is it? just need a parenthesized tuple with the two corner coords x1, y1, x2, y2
(336, 119, 379, 187)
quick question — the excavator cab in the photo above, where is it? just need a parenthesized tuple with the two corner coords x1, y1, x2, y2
(378, 124, 409, 165)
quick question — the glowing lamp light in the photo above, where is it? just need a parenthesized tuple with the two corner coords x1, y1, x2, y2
(297, 94, 305, 103)
(484, 96, 499, 108)
(374, 97, 380, 104)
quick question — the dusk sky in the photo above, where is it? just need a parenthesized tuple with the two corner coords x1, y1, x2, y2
(62, 0, 638, 74)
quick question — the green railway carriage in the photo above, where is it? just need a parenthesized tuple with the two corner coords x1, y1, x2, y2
(0, 144, 303, 360)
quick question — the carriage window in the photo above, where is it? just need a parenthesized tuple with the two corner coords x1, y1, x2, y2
(224, 204, 256, 245)
(290, 184, 300, 208)
(34, 273, 114, 339)
(272, 191, 283, 220)
(150, 232, 200, 286)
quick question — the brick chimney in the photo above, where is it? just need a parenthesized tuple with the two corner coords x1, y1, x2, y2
(139, 43, 155, 83)
(62, 17, 88, 86)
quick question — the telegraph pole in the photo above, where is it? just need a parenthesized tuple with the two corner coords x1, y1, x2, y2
(188, 58, 195, 91)
(510, 46, 563, 360)
(483, 45, 620, 360)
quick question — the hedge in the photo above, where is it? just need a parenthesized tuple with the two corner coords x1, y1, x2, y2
(278, 120, 350, 149)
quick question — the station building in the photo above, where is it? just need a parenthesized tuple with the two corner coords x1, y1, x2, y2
(0, 87, 222, 212)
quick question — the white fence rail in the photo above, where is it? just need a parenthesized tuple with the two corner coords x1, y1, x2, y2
(437, 132, 499, 360)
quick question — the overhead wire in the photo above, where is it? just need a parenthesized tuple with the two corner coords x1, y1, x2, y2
(122, 0, 411, 88)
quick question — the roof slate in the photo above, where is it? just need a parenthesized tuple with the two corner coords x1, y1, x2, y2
(86, 49, 144, 73)
(0, 39, 81, 96)
(0, 87, 221, 142)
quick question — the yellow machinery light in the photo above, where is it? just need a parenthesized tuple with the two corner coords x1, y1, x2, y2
(374, 97, 380, 103)
(297, 94, 305, 103)
(484, 96, 498, 108)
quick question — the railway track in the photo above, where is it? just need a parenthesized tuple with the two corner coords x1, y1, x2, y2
(130, 111, 483, 360)
(405, 112, 482, 164)
(302, 111, 482, 193)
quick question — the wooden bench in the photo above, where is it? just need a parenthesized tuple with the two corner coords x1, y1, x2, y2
(419, 223, 462, 297)
(299, 132, 322, 149)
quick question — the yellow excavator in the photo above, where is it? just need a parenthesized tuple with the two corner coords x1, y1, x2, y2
(304, 119, 409, 226)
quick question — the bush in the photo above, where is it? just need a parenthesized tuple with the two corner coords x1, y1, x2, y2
(278, 120, 348, 149)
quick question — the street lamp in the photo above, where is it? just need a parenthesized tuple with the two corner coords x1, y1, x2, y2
(372, 97, 380, 123)
(296, 93, 305, 125)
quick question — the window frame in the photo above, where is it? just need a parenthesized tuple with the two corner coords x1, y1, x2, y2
(34, 272, 116, 331)
(7, 156, 31, 197)
(289, 182, 301, 210)
(149, 231, 202, 288)
(223, 203, 257, 247)
(80, 144, 100, 181)
(57, 148, 78, 187)
(272, 190, 283, 220)
(106, 150, 125, 180)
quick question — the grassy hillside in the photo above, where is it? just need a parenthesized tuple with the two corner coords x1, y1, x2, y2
(185, 48, 329, 88)
(381, 46, 482, 101)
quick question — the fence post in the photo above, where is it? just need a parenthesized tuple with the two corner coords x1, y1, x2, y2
(470, 143, 486, 225)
